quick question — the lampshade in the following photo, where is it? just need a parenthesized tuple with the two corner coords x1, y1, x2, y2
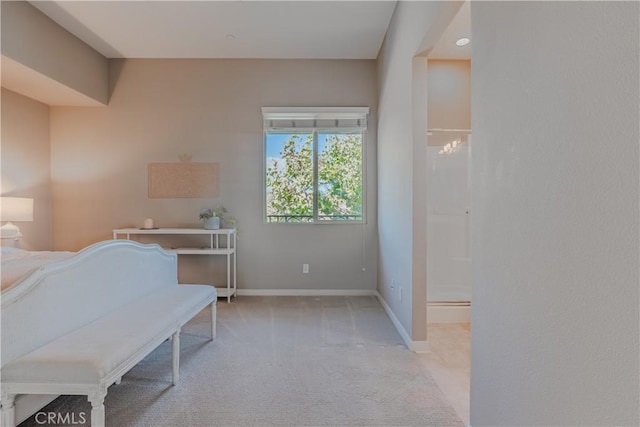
(1, 197, 34, 221)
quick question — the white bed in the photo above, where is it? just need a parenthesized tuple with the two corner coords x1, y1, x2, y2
(1, 240, 216, 427)
(1, 241, 217, 426)
(0, 246, 76, 422)
(1, 247, 74, 292)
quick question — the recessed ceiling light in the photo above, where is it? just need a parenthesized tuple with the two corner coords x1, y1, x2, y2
(456, 37, 470, 47)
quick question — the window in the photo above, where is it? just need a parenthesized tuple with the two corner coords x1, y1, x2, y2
(263, 107, 368, 223)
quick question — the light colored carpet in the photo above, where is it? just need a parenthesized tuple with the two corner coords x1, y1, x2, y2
(19, 296, 463, 426)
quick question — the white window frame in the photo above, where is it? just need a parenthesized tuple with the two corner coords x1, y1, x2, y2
(262, 107, 369, 224)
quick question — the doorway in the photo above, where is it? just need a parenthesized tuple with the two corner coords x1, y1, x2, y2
(421, 1, 472, 424)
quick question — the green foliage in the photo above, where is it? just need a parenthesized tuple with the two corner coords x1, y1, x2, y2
(266, 135, 314, 221)
(199, 205, 236, 227)
(266, 133, 362, 222)
(318, 134, 363, 219)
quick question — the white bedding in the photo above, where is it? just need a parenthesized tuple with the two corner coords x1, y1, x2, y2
(1, 247, 74, 292)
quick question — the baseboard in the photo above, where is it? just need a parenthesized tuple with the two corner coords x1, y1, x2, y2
(427, 303, 471, 323)
(374, 292, 429, 353)
(236, 289, 377, 297)
(410, 340, 430, 354)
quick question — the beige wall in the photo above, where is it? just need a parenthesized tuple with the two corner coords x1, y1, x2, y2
(427, 59, 470, 131)
(51, 59, 378, 290)
(470, 2, 639, 425)
(1, 1, 108, 105)
(1, 88, 52, 250)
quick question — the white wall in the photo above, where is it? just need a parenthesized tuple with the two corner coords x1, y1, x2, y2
(1, 88, 52, 250)
(377, 1, 462, 343)
(470, 2, 639, 425)
(51, 59, 378, 291)
(427, 60, 470, 130)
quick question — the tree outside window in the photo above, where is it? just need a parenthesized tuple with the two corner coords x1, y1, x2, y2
(265, 131, 363, 223)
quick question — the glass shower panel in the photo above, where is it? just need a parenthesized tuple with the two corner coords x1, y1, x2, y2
(426, 131, 472, 302)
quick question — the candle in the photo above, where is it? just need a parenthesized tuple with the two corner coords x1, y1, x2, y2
(143, 218, 154, 229)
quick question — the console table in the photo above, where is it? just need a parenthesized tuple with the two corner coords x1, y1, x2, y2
(112, 228, 236, 302)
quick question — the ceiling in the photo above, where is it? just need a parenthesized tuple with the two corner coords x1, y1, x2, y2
(14, 0, 470, 107)
(428, 1, 470, 60)
(30, 1, 398, 59)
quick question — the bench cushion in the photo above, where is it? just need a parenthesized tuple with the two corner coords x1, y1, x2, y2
(1, 285, 215, 385)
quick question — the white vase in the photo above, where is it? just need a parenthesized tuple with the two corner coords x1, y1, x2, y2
(204, 217, 220, 230)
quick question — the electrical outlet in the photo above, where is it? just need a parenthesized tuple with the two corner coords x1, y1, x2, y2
(303, 264, 309, 274)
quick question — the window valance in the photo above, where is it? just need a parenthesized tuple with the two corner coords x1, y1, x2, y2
(261, 107, 369, 131)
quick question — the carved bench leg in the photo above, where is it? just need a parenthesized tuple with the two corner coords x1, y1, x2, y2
(211, 302, 217, 340)
(1, 393, 16, 427)
(172, 329, 180, 385)
(88, 390, 106, 427)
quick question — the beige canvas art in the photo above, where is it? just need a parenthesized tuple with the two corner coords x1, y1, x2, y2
(148, 162, 219, 198)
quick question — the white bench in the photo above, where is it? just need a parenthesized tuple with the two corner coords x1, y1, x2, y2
(0, 240, 217, 427)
